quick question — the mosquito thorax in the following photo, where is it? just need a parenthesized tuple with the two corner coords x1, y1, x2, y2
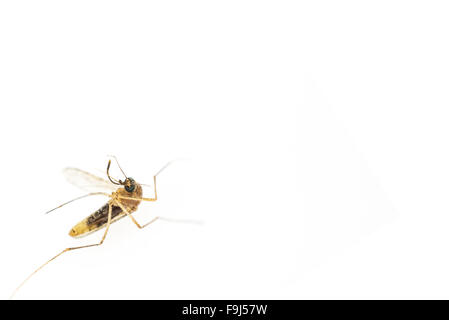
(124, 177, 136, 193)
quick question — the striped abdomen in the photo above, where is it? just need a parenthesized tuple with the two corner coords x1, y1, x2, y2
(68, 186, 143, 238)
(68, 201, 135, 238)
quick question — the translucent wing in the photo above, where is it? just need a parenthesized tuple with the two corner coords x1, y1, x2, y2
(63, 167, 119, 193)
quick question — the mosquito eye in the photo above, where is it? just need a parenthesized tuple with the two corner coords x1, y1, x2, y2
(125, 184, 135, 193)
(125, 178, 136, 193)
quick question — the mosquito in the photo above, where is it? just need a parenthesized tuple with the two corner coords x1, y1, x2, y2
(11, 156, 171, 298)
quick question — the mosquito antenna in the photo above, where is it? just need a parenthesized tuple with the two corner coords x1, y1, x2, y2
(108, 155, 128, 179)
(107, 160, 121, 185)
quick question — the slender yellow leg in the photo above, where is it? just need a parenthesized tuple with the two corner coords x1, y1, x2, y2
(45, 192, 110, 214)
(117, 195, 156, 202)
(11, 203, 114, 299)
(119, 160, 175, 203)
(113, 200, 159, 229)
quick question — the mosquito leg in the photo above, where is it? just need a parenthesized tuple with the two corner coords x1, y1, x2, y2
(117, 195, 156, 202)
(120, 160, 175, 203)
(113, 200, 159, 229)
(45, 192, 111, 214)
(11, 203, 113, 299)
(117, 172, 159, 203)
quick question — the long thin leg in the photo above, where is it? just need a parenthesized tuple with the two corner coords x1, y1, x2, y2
(113, 161, 178, 227)
(124, 160, 175, 202)
(115, 201, 203, 226)
(45, 192, 110, 214)
(11, 203, 113, 299)
(117, 195, 156, 202)
(113, 200, 159, 229)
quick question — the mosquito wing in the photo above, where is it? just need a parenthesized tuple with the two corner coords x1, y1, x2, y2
(63, 167, 119, 193)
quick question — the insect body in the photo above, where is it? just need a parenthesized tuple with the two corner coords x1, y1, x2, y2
(11, 157, 170, 298)
(69, 178, 143, 237)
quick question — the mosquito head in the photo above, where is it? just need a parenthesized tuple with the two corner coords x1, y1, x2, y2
(123, 177, 136, 193)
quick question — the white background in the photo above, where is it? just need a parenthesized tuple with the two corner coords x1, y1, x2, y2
(1, 1, 449, 299)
